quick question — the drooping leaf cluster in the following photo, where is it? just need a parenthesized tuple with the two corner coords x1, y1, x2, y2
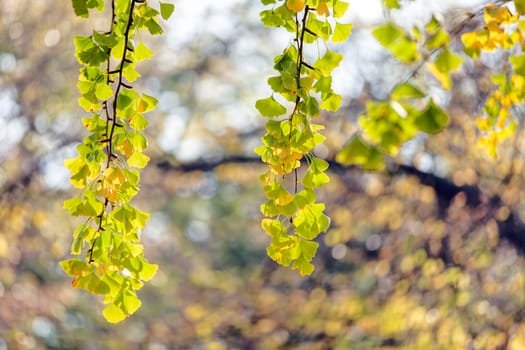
(337, 9, 460, 170)
(62, 0, 174, 323)
(256, 0, 351, 275)
(343, 0, 525, 162)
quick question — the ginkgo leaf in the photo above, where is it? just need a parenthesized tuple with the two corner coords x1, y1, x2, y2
(128, 151, 150, 168)
(415, 99, 449, 134)
(122, 291, 142, 315)
(372, 23, 403, 47)
(256, 96, 287, 117)
(134, 42, 154, 61)
(426, 62, 452, 90)
(434, 48, 462, 73)
(317, 2, 329, 16)
(320, 92, 342, 111)
(72, 0, 89, 17)
(286, 0, 305, 13)
(510, 54, 525, 76)
(336, 134, 385, 171)
(391, 82, 425, 100)
(383, 0, 400, 9)
(103, 304, 127, 323)
(516, 0, 525, 14)
(139, 262, 158, 281)
(159, 2, 175, 20)
(95, 83, 113, 100)
(332, 22, 353, 43)
(137, 94, 158, 113)
(333, 1, 349, 18)
(314, 50, 343, 76)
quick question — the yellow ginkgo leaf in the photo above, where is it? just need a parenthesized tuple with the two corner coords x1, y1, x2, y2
(317, 2, 329, 16)
(286, 0, 305, 13)
(426, 62, 452, 90)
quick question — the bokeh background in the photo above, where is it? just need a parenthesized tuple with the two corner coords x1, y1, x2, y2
(2, 0, 525, 349)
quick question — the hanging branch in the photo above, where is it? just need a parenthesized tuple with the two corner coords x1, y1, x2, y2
(256, 0, 352, 275)
(62, 0, 175, 323)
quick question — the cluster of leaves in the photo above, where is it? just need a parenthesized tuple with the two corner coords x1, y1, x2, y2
(340, 0, 525, 164)
(256, 0, 352, 275)
(462, 2, 525, 157)
(62, 0, 174, 323)
(337, 5, 463, 170)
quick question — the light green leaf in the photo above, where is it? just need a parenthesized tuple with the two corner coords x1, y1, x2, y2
(122, 291, 142, 315)
(138, 94, 158, 113)
(103, 304, 127, 323)
(336, 134, 385, 171)
(300, 96, 320, 117)
(130, 113, 148, 130)
(434, 48, 462, 73)
(320, 92, 342, 112)
(314, 50, 343, 76)
(95, 83, 113, 100)
(332, 22, 352, 43)
(510, 55, 525, 76)
(123, 64, 141, 82)
(372, 23, 403, 47)
(75, 273, 110, 294)
(388, 37, 419, 63)
(134, 42, 154, 61)
(391, 82, 425, 100)
(262, 218, 287, 237)
(424, 29, 450, 50)
(127, 151, 150, 169)
(383, 0, 400, 9)
(139, 262, 158, 281)
(60, 259, 92, 277)
(293, 256, 315, 276)
(159, 2, 175, 20)
(333, 0, 349, 18)
(256, 96, 287, 117)
(145, 18, 163, 35)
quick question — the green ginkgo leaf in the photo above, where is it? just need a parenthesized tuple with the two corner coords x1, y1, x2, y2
(159, 2, 175, 20)
(256, 96, 287, 117)
(336, 134, 385, 170)
(415, 99, 448, 134)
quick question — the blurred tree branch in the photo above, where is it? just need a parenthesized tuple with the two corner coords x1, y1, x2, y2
(158, 156, 525, 254)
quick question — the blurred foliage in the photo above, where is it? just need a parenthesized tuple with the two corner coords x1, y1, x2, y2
(3, 0, 525, 349)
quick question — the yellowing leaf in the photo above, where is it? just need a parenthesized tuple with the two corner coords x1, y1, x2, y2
(139, 262, 158, 281)
(317, 2, 329, 16)
(95, 83, 113, 100)
(426, 62, 452, 90)
(103, 304, 127, 323)
(333, 1, 349, 18)
(332, 22, 353, 43)
(135, 42, 153, 61)
(137, 94, 158, 113)
(286, 0, 305, 13)
(127, 151, 150, 168)
(122, 291, 142, 315)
